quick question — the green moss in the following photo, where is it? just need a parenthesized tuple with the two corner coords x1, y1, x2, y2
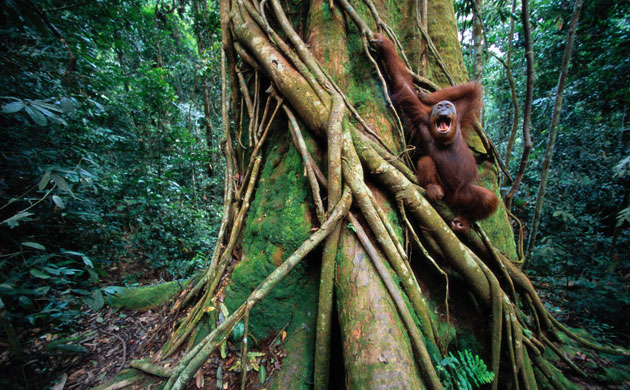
(424, 293, 484, 361)
(598, 366, 630, 383)
(224, 127, 319, 342)
(385, 205, 404, 242)
(345, 30, 372, 98)
(267, 326, 317, 390)
(386, 2, 404, 27)
(476, 162, 518, 259)
(192, 317, 213, 347)
(92, 369, 147, 390)
(108, 280, 188, 311)
(320, 1, 332, 21)
(425, 0, 468, 85)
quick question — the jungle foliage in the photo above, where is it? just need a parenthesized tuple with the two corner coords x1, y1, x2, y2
(0, 0, 224, 330)
(458, 0, 630, 334)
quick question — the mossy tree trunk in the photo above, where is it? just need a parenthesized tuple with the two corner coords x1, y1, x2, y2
(117, 1, 628, 390)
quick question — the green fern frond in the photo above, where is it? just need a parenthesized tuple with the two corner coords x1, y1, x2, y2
(436, 349, 495, 390)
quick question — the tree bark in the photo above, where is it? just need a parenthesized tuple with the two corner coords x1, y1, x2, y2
(472, 0, 483, 80)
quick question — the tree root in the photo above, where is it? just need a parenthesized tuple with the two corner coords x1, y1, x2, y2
(348, 212, 443, 390)
(313, 92, 345, 390)
(129, 360, 174, 378)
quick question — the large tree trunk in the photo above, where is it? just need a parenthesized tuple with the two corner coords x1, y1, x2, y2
(104, 1, 628, 389)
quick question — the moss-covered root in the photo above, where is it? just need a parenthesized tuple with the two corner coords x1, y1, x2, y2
(313, 95, 345, 390)
(549, 315, 630, 357)
(92, 369, 149, 390)
(266, 327, 318, 390)
(313, 223, 342, 390)
(108, 280, 187, 311)
(342, 127, 441, 356)
(335, 228, 426, 390)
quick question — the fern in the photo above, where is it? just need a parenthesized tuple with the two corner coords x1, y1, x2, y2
(436, 349, 495, 390)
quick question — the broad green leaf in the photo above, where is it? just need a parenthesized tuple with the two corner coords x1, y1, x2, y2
(31, 100, 63, 113)
(232, 322, 244, 341)
(81, 255, 93, 268)
(52, 195, 65, 209)
(258, 364, 266, 384)
(102, 286, 124, 295)
(59, 98, 75, 114)
(220, 340, 227, 359)
(30, 268, 51, 279)
(216, 366, 223, 389)
(34, 286, 51, 295)
(62, 250, 85, 257)
(48, 115, 68, 126)
(87, 98, 104, 111)
(2, 211, 34, 228)
(220, 302, 229, 320)
(18, 295, 35, 309)
(2, 101, 24, 113)
(22, 241, 46, 250)
(24, 104, 47, 126)
(51, 174, 70, 192)
(87, 267, 99, 282)
(87, 290, 104, 311)
(0, 284, 16, 295)
(38, 171, 51, 191)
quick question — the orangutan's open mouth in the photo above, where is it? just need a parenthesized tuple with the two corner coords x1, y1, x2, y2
(436, 116, 452, 133)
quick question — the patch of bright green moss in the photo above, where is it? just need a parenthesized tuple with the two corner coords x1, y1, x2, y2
(224, 128, 319, 342)
(93, 369, 146, 390)
(598, 366, 630, 383)
(108, 280, 188, 311)
(476, 162, 518, 259)
(320, 1, 332, 21)
(425, 0, 468, 85)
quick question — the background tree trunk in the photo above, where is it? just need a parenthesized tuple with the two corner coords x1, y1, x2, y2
(524, 0, 585, 266)
(503, 0, 535, 210)
(472, 0, 484, 81)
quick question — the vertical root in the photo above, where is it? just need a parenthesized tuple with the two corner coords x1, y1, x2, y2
(348, 212, 443, 390)
(284, 106, 326, 224)
(314, 92, 345, 390)
(240, 309, 250, 390)
(399, 201, 445, 353)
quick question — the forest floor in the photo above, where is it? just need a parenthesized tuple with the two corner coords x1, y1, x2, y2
(2, 270, 629, 390)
